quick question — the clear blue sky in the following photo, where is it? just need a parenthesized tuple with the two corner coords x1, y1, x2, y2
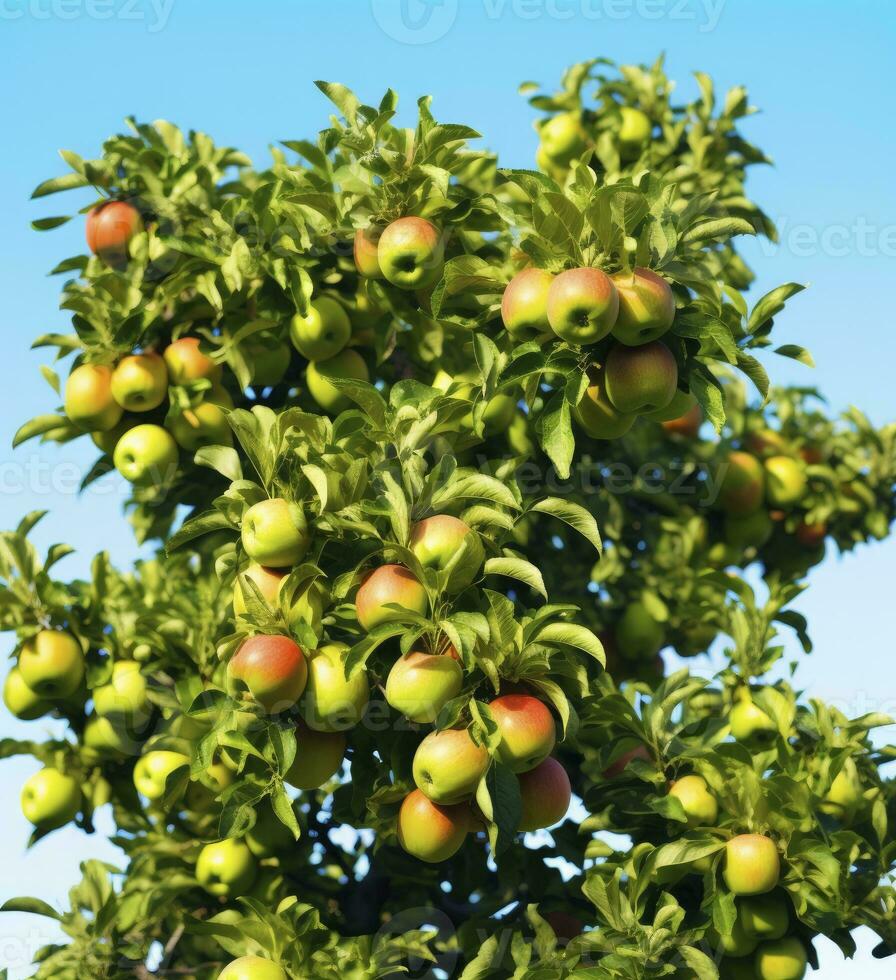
(0, 2, 894, 976)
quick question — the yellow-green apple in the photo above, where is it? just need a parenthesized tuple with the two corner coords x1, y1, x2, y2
(489, 694, 556, 773)
(377, 217, 445, 290)
(18, 630, 84, 698)
(539, 112, 587, 163)
(245, 338, 290, 387)
(618, 107, 652, 159)
(412, 728, 489, 804)
(518, 757, 572, 831)
(20, 768, 81, 829)
(228, 634, 307, 714)
(169, 399, 232, 451)
(306, 349, 370, 413)
(163, 337, 222, 385)
(716, 452, 766, 516)
(535, 144, 567, 181)
(662, 401, 702, 438)
(642, 388, 695, 423)
(730, 699, 776, 740)
(241, 498, 308, 568)
(133, 749, 189, 802)
(724, 834, 781, 895)
(184, 759, 235, 811)
(3, 667, 49, 720)
(604, 341, 678, 414)
(740, 894, 790, 941)
(233, 564, 326, 632)
(64, 363, 124, 432)
(725, 510, 773, 550)
(218, 955, 288, 980)
(610, 268, 675, 345)
(575, 365, 635, 439)
(284, 720, 346, 789)
(669, 774, 718, 827)
(244, 800, 296, 858)
(754, 938, 808, 980)
(85, 200, 142, 264)
(82, 713, 133, 763)
(763, 456, 807, 508)
(480, 393, 517, 435)
(546, 267, 619, 345)
(289, 297, 351, 361)
(409, 515, 484, 592)
(501, 268, 554, 338)
(386, 650, 463, 723)
(110, 352, 168, 412)
(397, 788, 471, 862)
(354, 226, 384, 279)
(93, 660, 148, 721)
(91, 416, 134, 455)
(113, 423, 178, 485)
(820, 758, 862, 818)
(301, 642, 369, 732)
(355, 565, 428, 631)
(708, 917, 758, 959)
(196, 838, 257, 898)
(615, 602, 665, 660)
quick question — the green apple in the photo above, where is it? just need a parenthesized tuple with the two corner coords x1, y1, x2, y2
(535, 144, 568, 181)
(301, 643, 369, 732)
(724, 834, 781, 896)
(168, 399, 232, 451)
(754, 938, 808, 979)
(386, 650, 463, 723)
(83, 713, 134, 762)
(244, 800, 297, 858)
(413, 727, 489, 804)
(85, 200, 142, 264)
(618, 107, 652, 159)
(409, 515, 484, 592)
(284, 721, 346, 789)
(20, 768, 81, 830)
(764, 456, 808, 509)
(575, 365, 635, 439)
(3, 667, 50, 720)
(113, 424, 179, 485)
(708, 916, 758, 959)
(820, 758, 862, 818)
(518, 757, 572, 832)
(64, 363, 123, 432)
(489, 694, 556, 773)
(546, 267, 619, 344)
(730, 700, 776, 740)
(93, 660, 148, 721)
(604, 341, 678, 414)
(717, 452, 766, 516)
(91, 416, 135, 455)
(354, 226, 384, 278)
(669, 774, 718, 827)
(643, 388, 697, 423)
(501, 268, 554, 338)
(185, 760, 235, 811)
(18, 630, 84, 699)
(397, 788, 470, 862)
(196, 838, 257, 898)
(245, 337, 291, 387)
(740, 894, 790, 941)
(725, 510, 773, 550)
(610, 268, 675, 345)
(228, 634, 307, 714)
(110, 352, 168, 412)
(539, 112, 587, 163)
(377, 217, 445, 290)
(133, 749, 189, 802)
(615, 602, 665, 660)
(163, 337, 221, 385)
(355, 564, 428, 631)
(306, 349, 370, 413)
(218, 955, 288, 980)
(241, 498, 309, 567)
(289, 297, 351, 361)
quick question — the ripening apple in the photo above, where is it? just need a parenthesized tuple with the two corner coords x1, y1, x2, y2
(409, 515, 484, 593)
(575, 365, 635, 440)
(730, 699, 776, 740)
(110, 352, 168, 412)
(228, 634, 307, 714)
(284, 720, 346, 789)
(723, 834, 781, 896)
(91, 416, 135, 456)
(355, 564, 428, 631)
(233, 564, 326, 632)
(610, 268, 675, 346)
(290, 297, 352, 361)
(301, 642, 369, 732)
(20, 768, 81, 830)
(397, 788, 471, 862)
(386, 650, 463, 723)
(490, 694, 556, 773)
(163, 337, 222, 386)
(535, 144, 567, 181)
(618, 106, 652, 160)
(501, 268, 554, 338)
(93, 660, 148, 721)
(725, 510, 773, 550)
(133, 750, 189, 802)
(85, 200, 142, 264)
(196, 838, 257, 898)
(245, 338, 291, 388)
(745, 428, 791, 458)
(306, 349, 370, 413)
(539, 112, 588, 163)
(168, 399, 232, 451)
(669, 774, 718, 827)
(604, 341, 678, 415)
(353, 226, 384, 279)
(642, 388, 696, 423)
(82, 713, 134, 762)
(820, 758, 862, 818)
(546, 267, 619, 345)
(218, 955, 288, 980)
(795, 521, 826, 549)
(764, 456, 808, 509)
(716, 452, 766, 516)
(413, 728, 489, 804)
(3, 667, 49, 720)
(708, 916, 758, 959)
(377, 217, 445, 290)
(113, 423, 179, 486)
(754, 937, 808, 980)
(18, 630, 85, 699)
(662, 401, 702, 438)
(64, 363, 124, 432)
(740, 893, 790, 941)
(518, 757, 572, 832)
(241, 498, 309, 568)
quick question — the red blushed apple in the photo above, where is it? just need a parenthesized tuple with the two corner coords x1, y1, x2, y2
(603, 341, 678, 415)
(355, 565, 428, 631)
(795, 521, 827, 548)
(86, 200, 143, 265)
(354, 226, 384, 278)
(717, 451, 766, 516)
(546, 267, 619, 345)
(602, 743, 651, 779)
(489, 694, 556, 773)
(574, 364, 635, 440)
(723, 834, 781, 896)
(610, 268, 675, 346)
(397, 789, 471, 863)
(64, 363, 123, 432)
(518, 757, 572, 831)
(662, 402, 702, 437)
(163, 337, 222, 385)
(501, 268, 554, 338)
(228, 634, 307, 714)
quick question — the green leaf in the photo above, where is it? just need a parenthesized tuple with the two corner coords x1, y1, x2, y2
(0, 897, 62, 920)
(535, 622, 605, 666)
(31, 173, 89, 199)
(484, 556, 547, 600)
(530, 497, 601, 553)
(537, 391, 574, 480)
(774, 344, 815, 367)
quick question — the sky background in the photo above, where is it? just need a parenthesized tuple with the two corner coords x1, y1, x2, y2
(0, 1, 894, 976)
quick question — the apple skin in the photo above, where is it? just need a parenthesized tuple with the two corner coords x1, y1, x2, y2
(64, 363, 124, 432)
(575, 365, 635, 440)
(518, 757, 572, 831)
(725, 510, 773, 550)
(354, 226, 384, 278)
(163, 337, 221, 386)
(730, 700, 776, 740)
(386, 650, 463, 723)
(642, 388, 695, 424)
(356, 565, 428, 631)
(795, 521, 826, 549)
(218, 955, 288, 980)
(228, 635, 307, 714)
(301, 643, 369, 732)
(290, 297, 351, 361)
(717, 452, 766, 516)
(535, 144, 567, 181)
(233, 564, 326, 632)
(615, 602, 665, 660)
(413, 728, 489, 804)
(546, 267, 619, 345)
(306, 349, 370, 413)
(540, 112, 587, 163)
(489, 694, 556, 773)
(18, 630, 85, 699)
(723, 834, 781, 896)
(409, 515, 484, 593)
(740, 894, 790, 941)
(20, 768, 81, 830)
(82, 713, 134, 763)
(93, 661, 148, 721)
(501, 268, 554, 338)
(244, 800, 297, 858)
(113, 424, 179, 486)
(285, 720, 346, 789)
(397, 788, 471, 862)
(754, 938, 808, 980)
(764, 456, 808, 509)
(820, 758, 862, 818)
(610, 268, 675, 346)
(377, 217, 445, 290)
(708, 917, 758, 959)
(110, 352, 168, 412)
(661, 401, 702, 438)
(133, 750, 189, 802)
(604, 341, 678, 415)
(196, 838, 257, 898)
(245, 338, 291, 387)
(241, 498, 309, 568)
(669, 774, 718, 828)
(618, 107, 652, 160)
(169, 397, 232, 451)
(3, 667, 50, 720)
(85, 200, 142, 264)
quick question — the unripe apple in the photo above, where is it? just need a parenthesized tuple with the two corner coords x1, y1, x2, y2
(740, 893, 790, 941)
(708, 916, 758, 959)
(290, 297, 351, 361)
(133, 749, 189, 802)
(64, 363, 123, 432)
(196, 838, 257, 898)
(285, 721, 346, 789)
(546, 267, 619, 345)
(669, 774, 718, 827)
(20, 768, 81, 830)
(610, 268, 675, 346)
(355, 565, 428, 631)
(218, 955, 288, 980)
(233, 564, 326, 632)
(241, 498, 309, 568)
(489, 694, 556, 773)
(501, 268, 554, 338)
(83, 713, 134, 762)
(642, 388, 695, 423)
(245, 338, 291, 387)
(91, 416, 135, 455)
(618, 107, 652, 160)
(18, 630, 84, 699)
(539, 112, 588, 163)
(244, 800, 297, 858)
(820, 758, 862, 818)
(377, 217, 445, 290)
(386, 650, 463, 723)
(409, 515, 484, 592)
(397, 788, 471, 862)
(615, 602, 665, 660)
(764, 456, 807, 509)
(85, 200, 142, 264)
(575, 365, 635, 439)
(604, 341, 678, 415)
(169, 400, 232, 451)
(723, 834, 781, 896)
(93, 660, 148, 721)
(717, 452, 766, 516)
(113, 423, 178, 485)
(725, 510, 773, 550)
(754, 937, 808, 979)
(3, 667, 50, 720)
(301, 643, 369, 732)
(413, 728, 489, 804)
(163, 337, 221, 386)
(228, 634, 307, 714)
(110, 352, 168, 412)
(730, 700, 776, 740)
(354, 226, 384, 278)
(661, 401, 702, 438)
(306, 349, 370, 413)
(535, 144, 567, 181)
(518, 757, 572, 831)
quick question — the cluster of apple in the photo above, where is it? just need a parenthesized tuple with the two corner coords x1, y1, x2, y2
(536, 106, 653, 177)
